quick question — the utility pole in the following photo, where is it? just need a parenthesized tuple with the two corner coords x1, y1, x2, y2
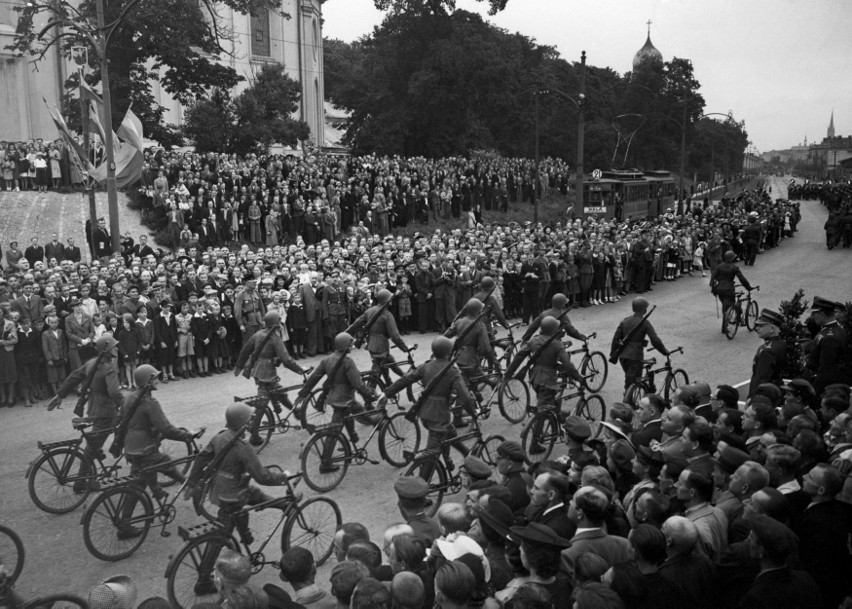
(77, 63, 98, 262)
(575, 50, 586, 218)
(534, 90, 540, 224)
(96, 0, 122, 256)
(679, 87, 687, 207)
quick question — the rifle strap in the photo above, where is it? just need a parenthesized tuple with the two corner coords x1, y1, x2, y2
(319, 353, 349, 400)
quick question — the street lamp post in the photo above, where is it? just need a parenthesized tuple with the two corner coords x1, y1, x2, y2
(575, 51, 586, 218)
(534, 90, 540, 224)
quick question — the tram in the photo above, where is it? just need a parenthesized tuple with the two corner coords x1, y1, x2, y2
(583, 169, 677, 220)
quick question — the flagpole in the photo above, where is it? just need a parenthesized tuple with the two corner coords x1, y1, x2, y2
(96, 0, 121, 257)
(79, 68, 99, 262)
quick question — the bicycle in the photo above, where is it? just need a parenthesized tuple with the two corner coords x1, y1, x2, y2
(164, 472, 341, 609)
(461, 365, 531, 425)
(363, 344, 421, 408)
(26, 417, 193, 515)
(567, 332, 609, 393)
(79, 429, 206, 562)
(402, 414, 505, 517)
(234, 367, 317, 453)
(723, 285, 760, 340)
(623, 347, 689, 407)
(519, 378, 607, 464)
(299, 402, 421, 492)
(0, 525, 24, 593)
(480, 322, 522, 371)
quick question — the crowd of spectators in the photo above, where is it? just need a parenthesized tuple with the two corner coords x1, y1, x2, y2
(1, 140, 84, 192)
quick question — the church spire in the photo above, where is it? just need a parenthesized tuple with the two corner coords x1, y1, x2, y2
(828, 110, 835, 138)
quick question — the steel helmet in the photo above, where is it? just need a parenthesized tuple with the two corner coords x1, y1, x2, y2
(225, 403, 253, 430)
(480, 276, 495, 291)
(464, 298, 484, 317)
(432, 336, 453, 359)
(95, 333, 118, 354)
(723, 251, 736, 262)
(133, 364, 160, 388)
(376, 289, 392, 305)
(334, 332, 355, 352)
(552, 293, 568, 308)
(540, 316, 560, 335)
(263, 310, 281, 328)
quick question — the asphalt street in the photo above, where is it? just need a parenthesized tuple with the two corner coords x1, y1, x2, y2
(1, 175, 849, 601)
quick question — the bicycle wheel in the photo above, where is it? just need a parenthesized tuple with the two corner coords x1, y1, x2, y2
(623, 383, 646, 407)
(577, 395, 607, 438)
(723, 307, 740, 339)
(498, 378, 530, 424)
(282, 496, 342, 566)
(0, 524, 24, 589)
(299, 390, 334, 434)
(159, 438, 192, 487)
(745, 299, 759, 331)
(27, 447, 93, 514)
(663, 369, 690, 404)
(580, 351, 609, 393)
(166, 534, 237, 609)
(300, 430, 350, 492)
(403, 459, 448, 518)
(379, 412, 421, 468)
(20, 594, 89, 609)
(253, 406, 276, 454)
(81, 485, 152, 561)
(520, 412, 558, 465)
(471, 434, 505, 468)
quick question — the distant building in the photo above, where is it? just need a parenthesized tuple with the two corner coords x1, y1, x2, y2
(809, 112, 852, 179)
(633, 21, 663, 70)
(0, 0, 324, 147)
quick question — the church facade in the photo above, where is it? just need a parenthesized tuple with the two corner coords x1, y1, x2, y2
(809, 112, 852, 180)
(0, 0, 324, 148)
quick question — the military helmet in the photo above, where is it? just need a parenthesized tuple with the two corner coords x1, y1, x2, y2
(540, 316, 560, 335)
(225, 403, 253, 430)
(263, 310, 281, 328)
(552, 293, 568, 308)
(432, 336, 453, 359)
(334, 332, 355, 352)
(464, 298, 484, 317)
(376, 289, 392, 305)
(723, 251, 736, 262)
(133, 364, 160, 388)
(481, 276, 495, 290)
(95, 333, 118, 354)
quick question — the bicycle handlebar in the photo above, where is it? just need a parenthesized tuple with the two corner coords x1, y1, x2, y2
(300, 367, 314, 377)
(585, 332, 597, 341)
(507, 322, 523, 330)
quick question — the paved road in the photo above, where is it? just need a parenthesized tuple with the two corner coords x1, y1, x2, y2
(2, 175, 850, 600)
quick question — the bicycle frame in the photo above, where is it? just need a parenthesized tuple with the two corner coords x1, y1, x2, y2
(27, 429, 124, 486)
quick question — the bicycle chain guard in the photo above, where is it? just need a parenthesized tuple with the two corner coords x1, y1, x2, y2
(250, 552, 265, 574)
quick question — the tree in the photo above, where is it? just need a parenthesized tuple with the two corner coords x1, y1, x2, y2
(323, 38, 366, 107)
(231, 64, 310, 155)
(373, 0, 509, 16)
(184, 89, 236, 153)
(9, 0, 280, 143)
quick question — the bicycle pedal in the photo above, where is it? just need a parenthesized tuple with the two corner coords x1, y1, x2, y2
(367, 458, 380, 465)
(160, 529, 172, 538)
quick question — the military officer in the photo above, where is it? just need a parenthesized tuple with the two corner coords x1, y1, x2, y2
(522, 293, 587, 343)
(234, 310, 308, 446)
(394, 476, 441, 545)
(234, 277, 265, 342)
(806, 296, 849, 395)
(322, 270, 348, 350)
(47, 334, 124, 492)
(749, 309, 787, 397)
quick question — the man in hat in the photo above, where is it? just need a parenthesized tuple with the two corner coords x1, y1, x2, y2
(710, 250, 753, 335)
(460, 455, 494, 491)
(805, 296, 849, 395)
(47, 334, 124, 492)
(749, 308, 787, 397)
(234, 277, 266, 342)
(495, 440, 530, 513)
(321, 269, 348, 352)
(393, 476, 441, 545)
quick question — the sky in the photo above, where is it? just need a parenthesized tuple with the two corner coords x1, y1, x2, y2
(322, 0, 852, 154)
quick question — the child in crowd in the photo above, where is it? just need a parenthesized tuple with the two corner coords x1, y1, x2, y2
(191, 301, 211, 377)
(116, 313, 140, 389)
(693, 241, 707, 277)
(176, 300, 195, 378)
(135, 306, 154, 365)
(42, 315, 67, 395)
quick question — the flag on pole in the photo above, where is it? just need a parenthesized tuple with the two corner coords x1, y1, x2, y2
(43, 98, 90, 179)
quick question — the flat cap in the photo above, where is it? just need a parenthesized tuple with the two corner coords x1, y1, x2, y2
(462, 455, 492, 480)
(563, 415, 592, 441)
(713, 445, 751, 474)
(508, 523, 571, 549)
(394, 476, 429, 500)
(497, 440, 525, 462)
(756, 308, 784, 326)
(781, 379, 816, 399)
(609, 439, 636, 468)
(811, 296, 843, 312)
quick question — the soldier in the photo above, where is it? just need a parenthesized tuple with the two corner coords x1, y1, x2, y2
(47, 334, 124, 492)
(321, 270, 348, 353)
(348, 289, 408, 399)
(234, 277, 265, 342)
(806, 297, 849, 396)
(414, 259, 434, 333)
(710, 251, 752, 335)
(749, 309, 787, 397)
(114, 365, 195, 540)
(521, 293, 587, 343)
(185, 403, 293, 594)
(610, 298, 670, 391)
(473, 275, 510, 334)
(234, 310, 308, 446)
(296, 332, 380, 474)
(379, 336, 476, 479)
(445, 298, 497, 388)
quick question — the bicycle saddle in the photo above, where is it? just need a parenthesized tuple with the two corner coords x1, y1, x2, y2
(71, 417, 95, 429)
(643, 358, 657, 366)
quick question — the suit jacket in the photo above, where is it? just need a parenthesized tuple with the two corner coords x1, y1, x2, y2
(534, 503, 576, 540)
(44, 241, 65, 262)
(560, 528, 633, 585)
(300, 283, 319, 323)
(13, 294, 45, 324)
(65, 245, 82, 263)
(794, 500, 852, 607)
(65, 313, 94, 349)
(738, 566, 821, 609)
(41, 329, 67, 362)
(632, 419, 662, 447)
(24, 245, 45, 265)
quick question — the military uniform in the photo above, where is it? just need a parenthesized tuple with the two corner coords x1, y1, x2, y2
(446, 316, 497, 380)
(807, 319, 849, 395)
(711, 261, 751, 333)
(57, 355, 124, 489)
(516, 334, 581, 407)
(610, 313, 668, 390)
(234, 327, 304, 441)
(749, 336, 787, 397)
(522, 306, 585, 343)
(234, 288, 265, 342)
(350, 304, 407, 393)
(473, 287, 509, 332)
(321, 283, 348, 338)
